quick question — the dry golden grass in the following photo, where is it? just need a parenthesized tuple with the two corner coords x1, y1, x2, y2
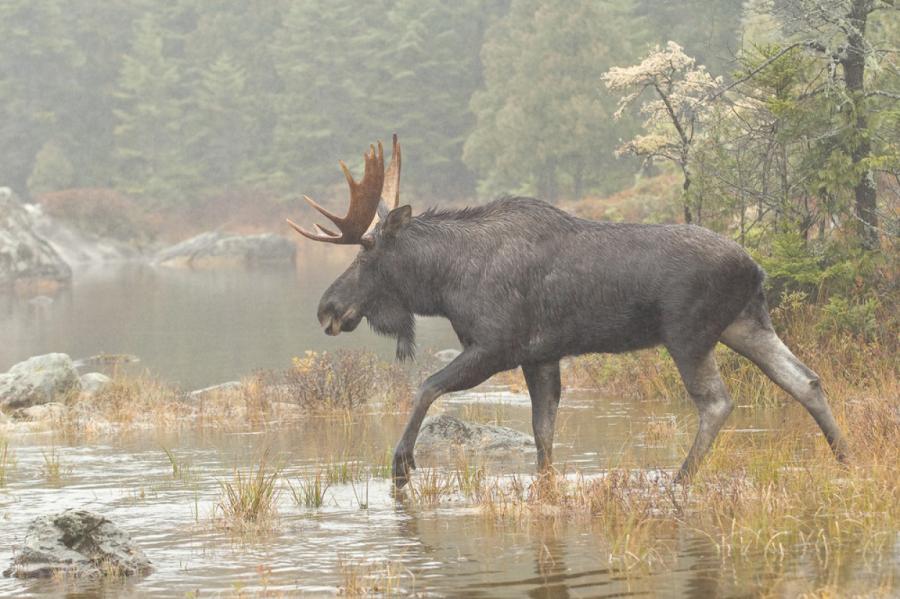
(214, 450, 281, 534)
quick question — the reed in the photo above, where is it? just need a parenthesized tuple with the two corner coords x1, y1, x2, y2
(0, 440, 14, 487)
(40, 446, 66, 484)
(214, 450, 281, 532)
(287, 470, 331, 508)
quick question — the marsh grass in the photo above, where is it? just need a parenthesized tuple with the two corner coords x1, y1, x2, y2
(406, 468, 456, 506)
(288, 471, 331, 508)
(40, 447, 67, 484)
(0, 440, 14, 486)
(215, 451, 281, 532)
(466, 387, 899, 586)
(337, 557, 410, 597)
(161, 446, 197, 483)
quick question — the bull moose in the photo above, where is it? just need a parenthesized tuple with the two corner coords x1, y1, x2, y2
(288, 136, 849, 488)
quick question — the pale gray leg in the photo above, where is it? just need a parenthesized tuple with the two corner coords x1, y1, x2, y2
(672, 350, 734, 482)
(720, 317, 849, 463)
(523, 361, 562, 472)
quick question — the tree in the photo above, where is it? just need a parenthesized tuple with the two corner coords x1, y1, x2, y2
(188, 52, 255, 185)
(377, 0, 504, 198)
(603, 42, 722, 223)
(772, 0, 900, 248)
(0, 0, 82, 196)
(464, 0, 639, 202)
(113, 13, 192, 201)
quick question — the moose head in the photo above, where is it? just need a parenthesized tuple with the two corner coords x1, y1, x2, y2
(287, 135, 417, 360)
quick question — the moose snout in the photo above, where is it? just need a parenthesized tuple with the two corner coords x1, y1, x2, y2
(317, 301, 361, 336)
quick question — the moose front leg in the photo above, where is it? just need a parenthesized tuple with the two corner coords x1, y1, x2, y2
(523, 361, 561, 472)
(392, 348, 496, 488)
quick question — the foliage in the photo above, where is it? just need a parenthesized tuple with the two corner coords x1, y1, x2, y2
(465, 0, 639, 201)
(215, 451, 281, 531)
(36, 188, 156, 243)
(603, 41, 723, 221)
(27, 141, 75, 197)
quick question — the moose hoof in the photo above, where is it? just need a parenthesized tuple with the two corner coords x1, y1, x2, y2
(391, 447, 416, 489)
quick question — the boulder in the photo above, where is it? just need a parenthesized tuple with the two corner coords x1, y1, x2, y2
(0, 188, 71, 292)
(186, 380, 242, 402)
(155, 232, 296, 269)
(79, 372, 112, 395)
(4, 509, 151, 579)
(28, 202, 142, 264)
(0, 353, 82, 411)
(14, 402, 66, 422)
(416, 414, 535, 454)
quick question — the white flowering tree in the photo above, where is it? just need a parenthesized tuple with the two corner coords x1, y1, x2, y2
(602, 41, 722, 223)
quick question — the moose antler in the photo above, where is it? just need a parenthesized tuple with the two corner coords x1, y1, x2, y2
(287, 142, 384, 245)
(288, 135, 402, 246)
(381, 134, 401, 211)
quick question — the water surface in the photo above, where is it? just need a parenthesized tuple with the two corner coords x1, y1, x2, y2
(0, 252, 457, 389)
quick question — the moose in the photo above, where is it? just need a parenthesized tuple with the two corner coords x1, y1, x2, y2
(288, 136, 849, 488)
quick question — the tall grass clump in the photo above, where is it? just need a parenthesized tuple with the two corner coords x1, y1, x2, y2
(215, 451, 281, 532)
(254, 350, 412, 412)
(338, 557, 410, 597)
(40, 447, 67, 484)
(288, 471, 331, 508)
(0, 441, 14, 487)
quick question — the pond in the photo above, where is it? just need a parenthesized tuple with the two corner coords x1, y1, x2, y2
(0, 250, 458, 391)
(0, 258, 896, 597)
(4, 389, 888, 598)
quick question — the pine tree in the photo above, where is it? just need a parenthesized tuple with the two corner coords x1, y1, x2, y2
(464, 0, 640, 201)
(113, 13, 192, 201)
(189, 51, 254, 185)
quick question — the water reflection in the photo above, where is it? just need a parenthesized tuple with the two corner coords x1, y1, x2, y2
(0, 395, 895, 597)
(0, 257, 458, 389)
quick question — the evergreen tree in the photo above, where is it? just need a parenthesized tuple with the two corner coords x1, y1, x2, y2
(113, 13, 192, 201)
(189, 52, 255, 185)
(464, 0, 640, 201)
(0, 0, 81, 195)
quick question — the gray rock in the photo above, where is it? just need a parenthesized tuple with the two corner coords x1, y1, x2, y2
(14, 402, 66, 422)
(79, 372, 112, 395)
(186, 380, 242, 402)
(4, 509, 151, 579)
(416, 414, 535, 454)
(155, 231, 296, 269)
(0, 353, 81, 411)
(0, 190, 71, 290)
(28, 203, 142, 265)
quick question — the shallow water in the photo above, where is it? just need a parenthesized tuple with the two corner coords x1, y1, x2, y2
(0, 252, 457, 390)
(1, 392, 894, 598)
(1, 263, 896, 596)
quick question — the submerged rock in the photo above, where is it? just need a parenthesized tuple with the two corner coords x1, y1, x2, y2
(155, 231, 296, 269)
(0, 188, 71, 292)
(4, 509, 151, 579)
(0, 353, 81, 411)
(416, 414, 535, 454)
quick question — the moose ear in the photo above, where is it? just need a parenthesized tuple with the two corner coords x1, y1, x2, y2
(382, 205, 412, 237)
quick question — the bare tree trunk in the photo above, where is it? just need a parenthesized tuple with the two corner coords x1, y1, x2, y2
(681, 161, 693, 224)
(843, 0, 880, 249)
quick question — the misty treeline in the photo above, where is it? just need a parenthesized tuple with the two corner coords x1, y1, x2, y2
(1, 0, 897, 257)
(0, 0, 747, 202)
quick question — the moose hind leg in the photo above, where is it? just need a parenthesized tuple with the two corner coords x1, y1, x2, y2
(672, 349, 734, 483)
(523, 361, 562, 472)
(721, 317, 849, 463)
